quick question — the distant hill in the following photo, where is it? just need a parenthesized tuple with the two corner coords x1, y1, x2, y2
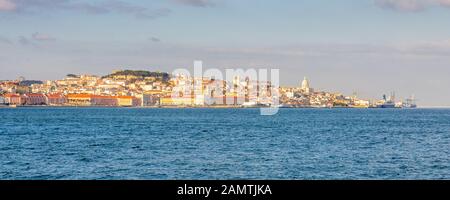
(102, 70, 170, 82)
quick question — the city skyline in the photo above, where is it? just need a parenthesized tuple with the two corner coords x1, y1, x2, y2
(0, 68, 419, 110)
(1, 0, 450, 106)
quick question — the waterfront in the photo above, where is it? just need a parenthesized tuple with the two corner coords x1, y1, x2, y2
(1, 108, 449, 179)
(1, 71, 417, 109)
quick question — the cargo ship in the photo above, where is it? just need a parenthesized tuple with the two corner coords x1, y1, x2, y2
(376, 101, 396, 108)
(376, 93, 397, 108)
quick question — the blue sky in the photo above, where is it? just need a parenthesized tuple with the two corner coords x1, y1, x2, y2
(1, 0, 450, 106)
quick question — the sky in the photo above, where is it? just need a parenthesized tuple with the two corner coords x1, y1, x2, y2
(1, 0, 450, 106)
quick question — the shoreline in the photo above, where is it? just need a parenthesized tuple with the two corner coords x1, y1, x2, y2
(1, 105, 443, 109)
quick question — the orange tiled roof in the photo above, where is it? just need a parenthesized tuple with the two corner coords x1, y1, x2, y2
(92, 95, 116, 99)
(117, 96, 133, 99)
(46, 93, 65, 98)
(67, 94, 92, 98)
(161, 96, 195, 99)
(3, 93, 20, 98)
(26, 93, 45, 97)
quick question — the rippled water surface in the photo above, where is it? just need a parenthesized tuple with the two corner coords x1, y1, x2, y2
(0, 108, 449, 179)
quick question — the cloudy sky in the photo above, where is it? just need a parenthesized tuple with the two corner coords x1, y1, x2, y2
(1, 0, 450, 106)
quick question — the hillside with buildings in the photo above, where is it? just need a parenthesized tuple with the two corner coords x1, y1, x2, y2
(102, 70, 170, 82)
(0, 70, 414, 108)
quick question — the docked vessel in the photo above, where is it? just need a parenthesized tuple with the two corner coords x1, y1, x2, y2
(241, 102, 270, 108)
(376, 93, 398, 108)
(377, 102, 396, 108)
(402, 95, 417, 108)
(275, 104, 293, 108)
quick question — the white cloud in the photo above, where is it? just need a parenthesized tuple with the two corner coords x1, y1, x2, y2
(150, 37, 161, 42)
(375, 0, 426, 12)
(0, 36, 13, 44)
(170, 0, 215, 7)
(18, 36, 33, 46)
(32, 32, 56, 41)
(375, 0, 450, 11)
(0, 0, 16, 11)
(16, 33, 55, 47)
(438, 0, 450, 6)
(0, 0, 171, 19)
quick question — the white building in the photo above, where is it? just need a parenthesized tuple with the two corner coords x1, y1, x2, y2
(285, 91, 294, 98)
(301, 77, 313, 94)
